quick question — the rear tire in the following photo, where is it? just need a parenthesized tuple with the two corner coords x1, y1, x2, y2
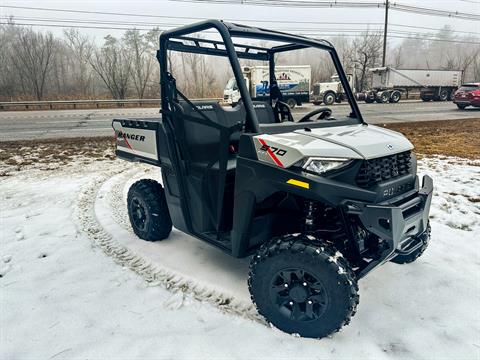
(286, 98, 296, 109)
(438, 89, 449, 101)
(127, 179, 172, 241)
(389, 90, 401, 103)
(249, 234, 359, 339)
(376, 91, 389, 103)
(391, 224, 430, 264)
(456, 104, 467, 110)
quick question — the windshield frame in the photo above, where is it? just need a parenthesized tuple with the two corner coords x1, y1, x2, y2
(159, 20, 364, 133)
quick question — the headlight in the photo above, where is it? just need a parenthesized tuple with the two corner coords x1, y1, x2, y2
(302, 157, 352, 175)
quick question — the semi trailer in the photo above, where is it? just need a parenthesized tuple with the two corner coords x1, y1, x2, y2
(358, 67, 463, 103)
(223, 65, 311, 108)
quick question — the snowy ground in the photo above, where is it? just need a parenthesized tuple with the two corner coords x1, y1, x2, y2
(1, 156, 479, 359)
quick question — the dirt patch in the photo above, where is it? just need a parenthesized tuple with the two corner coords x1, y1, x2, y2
(1, 118, 479, 175)
(0, 137, 115, 175)
(382, 118, 480, 160)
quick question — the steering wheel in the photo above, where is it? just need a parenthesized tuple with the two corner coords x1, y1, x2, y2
(273, 100, 294, 123)
(297, 107, 332, 123)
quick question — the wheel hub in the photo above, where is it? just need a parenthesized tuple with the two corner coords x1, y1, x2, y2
(289, 285, 308, 303)
(131, 197, 147, 230)
(271, 268, 328, 322)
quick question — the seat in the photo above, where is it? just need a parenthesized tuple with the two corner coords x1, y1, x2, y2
(233, 101, 277, 125)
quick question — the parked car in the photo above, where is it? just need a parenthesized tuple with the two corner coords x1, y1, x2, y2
(453, 83, 480, 109)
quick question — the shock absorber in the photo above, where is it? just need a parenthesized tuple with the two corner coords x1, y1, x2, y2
(303, 200, 318, 233)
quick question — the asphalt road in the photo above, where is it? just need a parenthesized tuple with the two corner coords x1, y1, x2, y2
(0, 100, 478, 141)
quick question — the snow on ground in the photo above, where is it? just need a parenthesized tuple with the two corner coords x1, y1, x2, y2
(1, 157, 479, 359)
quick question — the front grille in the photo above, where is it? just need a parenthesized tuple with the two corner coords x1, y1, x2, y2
(356, 151, 412, 188)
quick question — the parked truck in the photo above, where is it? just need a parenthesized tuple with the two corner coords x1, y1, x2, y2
(311, 73, 354, 105)
(358, 67, 463, 103)
(223, 65, 311, 108)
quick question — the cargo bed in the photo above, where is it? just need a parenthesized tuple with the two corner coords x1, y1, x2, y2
(112, 118, 162, 166)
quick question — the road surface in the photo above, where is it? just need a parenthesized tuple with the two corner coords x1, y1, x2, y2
(0, 101, 478, 141)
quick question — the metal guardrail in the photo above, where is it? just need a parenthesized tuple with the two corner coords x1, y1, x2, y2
(0, 98, 221, 110)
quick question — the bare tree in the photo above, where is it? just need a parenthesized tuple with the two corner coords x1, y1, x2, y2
(123, 29, 156, 99)
(89, 35, 132, 99)
(10, 28, 55, 100)
(391, 46, 403, 68)
(352, 31, 383, 91)
(64, 29, 94, 96)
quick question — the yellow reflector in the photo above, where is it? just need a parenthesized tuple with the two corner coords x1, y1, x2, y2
(287, 179, 310, 189)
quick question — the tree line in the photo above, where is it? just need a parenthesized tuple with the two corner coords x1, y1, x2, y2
(0, 21, 478, 101)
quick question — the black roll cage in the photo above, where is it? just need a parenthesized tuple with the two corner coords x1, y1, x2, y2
(158, 20, 364, 133)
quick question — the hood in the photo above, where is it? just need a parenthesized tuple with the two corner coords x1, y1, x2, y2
(294, 124, 413, 160)
(253, 124, 413, 169)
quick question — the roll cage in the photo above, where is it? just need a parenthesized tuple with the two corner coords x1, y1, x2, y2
(157, 19, 364, 132)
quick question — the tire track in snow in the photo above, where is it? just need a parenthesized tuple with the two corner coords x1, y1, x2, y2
(74, 166, 264, 324)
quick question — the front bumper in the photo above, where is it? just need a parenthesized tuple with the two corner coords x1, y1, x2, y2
(345, 175, 433, 274)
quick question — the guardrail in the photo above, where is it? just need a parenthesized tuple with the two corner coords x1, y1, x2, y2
(0, 98, 221, 111)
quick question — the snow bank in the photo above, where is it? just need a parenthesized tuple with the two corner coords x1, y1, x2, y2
(1, 157, 479, 359)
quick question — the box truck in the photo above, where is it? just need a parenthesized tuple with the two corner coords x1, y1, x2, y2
(223, 65, 311, 108)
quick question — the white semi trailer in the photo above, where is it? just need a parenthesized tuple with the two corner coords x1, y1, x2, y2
(223, 65, 311, 108)
(359, 67, 463, 103)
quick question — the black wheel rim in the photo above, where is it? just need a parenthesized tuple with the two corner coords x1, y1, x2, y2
(130, 196, 147, 231)
(270, 268, 329, 322)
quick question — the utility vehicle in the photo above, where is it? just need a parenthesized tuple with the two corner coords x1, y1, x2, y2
(112, 20, 433, 339)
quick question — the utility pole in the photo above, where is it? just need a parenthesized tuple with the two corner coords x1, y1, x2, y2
(382, 0, 389, 67)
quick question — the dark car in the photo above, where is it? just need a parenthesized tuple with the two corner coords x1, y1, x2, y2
(453, 83, 480, 109)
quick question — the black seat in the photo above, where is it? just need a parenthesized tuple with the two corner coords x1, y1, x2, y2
(233, 101, 277, 125)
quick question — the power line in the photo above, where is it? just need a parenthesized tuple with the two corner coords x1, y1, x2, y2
(2, 21, 480, 45)
(169, 0, 480, 20)
(1, 6, 479, 36)
(0, 4, 382, 24)
(4, 16, 476, 38)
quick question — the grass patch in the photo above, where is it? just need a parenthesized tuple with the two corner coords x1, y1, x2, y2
(382, 118, 480, 160)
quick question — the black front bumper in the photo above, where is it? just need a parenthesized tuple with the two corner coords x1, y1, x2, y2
(345, 175, 433, 276)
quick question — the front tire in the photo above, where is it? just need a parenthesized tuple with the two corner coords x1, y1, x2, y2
(456, 104, 467, 110)
(127, 179, 172, 241)
(323, 92, 335, 106)
(249, 235, 359, 339)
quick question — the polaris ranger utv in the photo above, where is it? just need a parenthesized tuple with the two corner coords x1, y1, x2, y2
(112, 20, 433, 339)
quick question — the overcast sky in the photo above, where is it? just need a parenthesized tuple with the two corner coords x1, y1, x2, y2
(1, 0, 479, 43)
